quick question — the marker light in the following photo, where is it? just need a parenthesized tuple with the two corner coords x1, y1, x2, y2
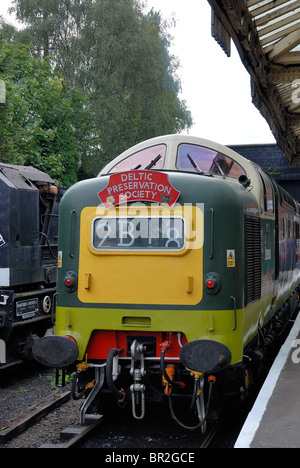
(64, 271, 77, 292)
(204, 272, 221, 295)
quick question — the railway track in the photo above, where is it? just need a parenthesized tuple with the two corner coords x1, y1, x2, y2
(41, 414, 104, 448)
(43, 419, 219, 449)
(1, 324, 291, 449)
(0, 360, 252, 449)
(1, 314, 296, 449)
(0, 390, 71, 445)
(0, 385, 220, 449)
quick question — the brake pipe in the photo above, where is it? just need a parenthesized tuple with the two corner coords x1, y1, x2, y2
(160, 340, 185, 389)
(190, 371, 204, 409)
(168, 373, 216, 431)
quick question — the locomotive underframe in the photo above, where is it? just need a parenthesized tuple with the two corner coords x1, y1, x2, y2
(0, 285, 55, 365)
(67, 284, 299, 428)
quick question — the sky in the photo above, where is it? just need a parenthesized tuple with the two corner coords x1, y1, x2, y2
(0, 0, 276, 146)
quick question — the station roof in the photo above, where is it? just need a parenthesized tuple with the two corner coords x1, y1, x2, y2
(208, 0, 300, 165)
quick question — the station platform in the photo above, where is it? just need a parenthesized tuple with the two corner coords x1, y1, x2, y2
(235, 312, 300, 448)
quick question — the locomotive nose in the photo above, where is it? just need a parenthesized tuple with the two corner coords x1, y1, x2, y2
(179, 339, 232, 374)
(32, 335, 79, 368)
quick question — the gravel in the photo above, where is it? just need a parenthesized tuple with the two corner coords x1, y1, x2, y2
(0, 360, 245, 448)
(0, 362, 82, 448)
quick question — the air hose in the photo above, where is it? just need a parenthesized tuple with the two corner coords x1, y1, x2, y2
(71, 371, 88, 400)
(71, 359, 89, 400)
(168, 379, 214, 431)
(160, 341, 215, 430)
(190, 376, 200, 410)
(168, 395, 205, 431)
(106, 348, 126, 404)
(160, 348, 184, 388)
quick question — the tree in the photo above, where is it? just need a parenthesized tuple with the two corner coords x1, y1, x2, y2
(0, 40, 88, 186)
(7, 0, 192, 177)
(88, 5, 192, 167)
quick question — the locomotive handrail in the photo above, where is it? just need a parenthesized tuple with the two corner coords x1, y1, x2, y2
(210, 208, 214, 259)
(52, 292, 57, 323)
(231, 296, 237, 331)
(69, 209, 76, 259)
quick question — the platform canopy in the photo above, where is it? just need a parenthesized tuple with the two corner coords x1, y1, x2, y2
(208, 0, 300, 165)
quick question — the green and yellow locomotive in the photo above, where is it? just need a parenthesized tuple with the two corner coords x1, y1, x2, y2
(33, 135, 300, 429)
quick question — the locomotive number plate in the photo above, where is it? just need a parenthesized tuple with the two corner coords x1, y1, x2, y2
(16, 298, 38, 319)
(92, 216, 186, 251)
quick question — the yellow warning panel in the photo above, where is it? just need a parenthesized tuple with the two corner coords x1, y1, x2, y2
(58, 251, 62, 268)
(78, 205, 204, 305)
(227, 249, 235, 267)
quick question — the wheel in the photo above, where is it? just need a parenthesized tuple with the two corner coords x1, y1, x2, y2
(43, 296, 51, 313)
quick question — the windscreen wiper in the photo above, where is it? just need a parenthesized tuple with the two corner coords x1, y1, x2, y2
(187, 153, 205, 175)
(212, 156, 225, 176)
(145, 155, 161, 170)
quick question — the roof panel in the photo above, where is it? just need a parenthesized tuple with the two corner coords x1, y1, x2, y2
(208, 0, 300, 164)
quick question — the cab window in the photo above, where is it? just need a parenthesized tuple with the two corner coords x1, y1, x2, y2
(109, 144, 166, 173)
(258, 169, 274, 214)
(176, 144, 246, 179)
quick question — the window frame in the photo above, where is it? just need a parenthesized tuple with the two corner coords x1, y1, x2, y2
(176, 143, 247, 180)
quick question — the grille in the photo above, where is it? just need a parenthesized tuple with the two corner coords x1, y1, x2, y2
(245, 216, 261, 304)
(42, 245, 58, 265)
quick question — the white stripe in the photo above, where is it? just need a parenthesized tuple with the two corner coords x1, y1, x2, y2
(234, 312, 300, 448)
(0, 268, 10, 287)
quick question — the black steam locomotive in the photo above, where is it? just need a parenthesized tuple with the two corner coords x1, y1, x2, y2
(0, 163, 63, 366)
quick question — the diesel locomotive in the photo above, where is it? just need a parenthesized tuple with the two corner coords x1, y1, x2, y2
(0, 163, 63, 366)
(33, 135, 300, 430)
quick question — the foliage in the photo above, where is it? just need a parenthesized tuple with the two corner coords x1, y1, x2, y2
(47, 370, 75, 389)
(0, 40, 88, 186)
(1, 0, 192, 180)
